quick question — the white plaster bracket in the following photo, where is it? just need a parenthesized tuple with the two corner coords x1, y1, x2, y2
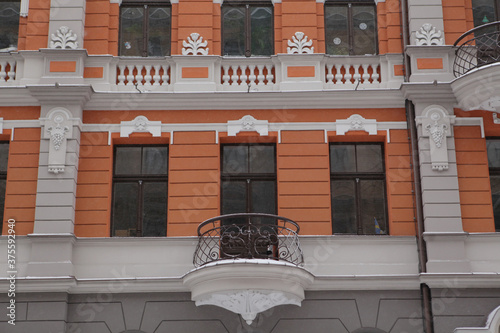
(287, 32, 314, 54)
(41, 109, 74, 174)
(20, 0, 29, 17)
(416, 105, 455, 171)
(120, 116, 162, 138)
(197, 289, 301, 325)
(415, 23, 444, 46)
(494, 113, 500, 124)
(227, 115, 268, 136)
(336, 114, 377, 136)
(49, 26, 79, 49)
(182, 33, 209, 55)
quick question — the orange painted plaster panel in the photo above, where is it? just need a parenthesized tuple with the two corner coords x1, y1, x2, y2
(287, 66, 316, 78)
(50, 61, 77, 73)
(84, 67, 104, 78)
(417, 58, 444, 70)
(182, 67, 209, 78)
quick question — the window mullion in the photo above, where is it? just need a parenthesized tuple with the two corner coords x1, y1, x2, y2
(142, 4, 149, 57)
(348, 3, 354, 56)
(355, 177, 363, 234)
(246, 4, 251, 56)
(137, 180, 144, 236)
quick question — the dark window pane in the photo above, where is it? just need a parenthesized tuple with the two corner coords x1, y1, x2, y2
(356, 144, 383, 173)
(142, 146, 169, 175)
(112, 182, 139, 236)
(148, 6, 171, 56)
(491, 175, 500, 231)
(472, 0, 496, 26)
(325, 5, 349, 55)
(330, 144, 356, 173)
(115, 147, 142, 175)
(0, 179, 5, 224)
(223, 145, 248, 174)
(142, 182, 167, 236)
(0, 2, 19, 51)
(250, 6, 273, 56)
(251, 180, 275, 214)
(120, 6, 144, 56)
(222, 6, 246, 56)
(359, 179, 386, 234)
(249, 145, 274, 174)
(0, 143, 8, 172)
(487, 140, 500, 168)
(352, 5, 377, 55)
(222, 180, 247, 214)
(332, 180, 357, 233)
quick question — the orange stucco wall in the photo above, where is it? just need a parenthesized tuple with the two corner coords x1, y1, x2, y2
(0, 107, 41, 235)
(75, 108, 414, 237)
(443, 0, 474, 45)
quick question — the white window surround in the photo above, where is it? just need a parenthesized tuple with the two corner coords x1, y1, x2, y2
(20, 0, 29, 17)
(112, 0, 178, 5)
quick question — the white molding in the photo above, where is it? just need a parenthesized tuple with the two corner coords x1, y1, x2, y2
(415, 23, 444, 46)
(110, 0, 122, 4)
(227, 115, 269, 136)
(336, 114, 378, 136)
(455, 117, 485, 138)
(454, 306, 500, 333)
(20, 0, 29, 17)
(287, 32, 314, 54)
(182, 33, 209, 56)
(120, 115, 162, 137)
(49, 26, 79, 49)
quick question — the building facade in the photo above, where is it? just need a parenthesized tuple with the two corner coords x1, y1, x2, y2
(0, 0, 500, 332)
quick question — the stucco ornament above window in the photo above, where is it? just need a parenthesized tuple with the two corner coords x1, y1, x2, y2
(120, 115, 162, 137)
(227, 115, 269, 136)
(182, 33, 209, 55)
(336, 114, 377, 136)
(287, 32, 314, 54)
(415, 23, 444, 46)
(49, 26, 78, 49)
(416, 105, 455, 171)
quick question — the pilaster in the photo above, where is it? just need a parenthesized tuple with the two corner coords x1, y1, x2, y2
(407, 0, 444, 46)
(48, 0, 86, 49)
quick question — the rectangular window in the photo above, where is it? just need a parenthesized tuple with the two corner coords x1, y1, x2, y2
(325, 1, 377, 56)
(221, 144, 276, 224)
(119, 1, 171, 57)
(222, 2, 273, 56)
(0, 1, 20, 52)
(472, 0, 499, 27)
(0, 143, 8, 234)
(486, 139, 500, 231)
(111, 146, 168, 237)
(330, 143, 387, 234)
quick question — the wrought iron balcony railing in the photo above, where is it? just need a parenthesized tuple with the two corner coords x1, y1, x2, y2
(454, 21, 500, 77)
(193, 213, 303, 268)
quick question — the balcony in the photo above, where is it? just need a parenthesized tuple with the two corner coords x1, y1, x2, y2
(0, 50, 403, 93)
(185, 213, 312, 325)
(454, 21, 500, 77)
(193, 213, 303, 267)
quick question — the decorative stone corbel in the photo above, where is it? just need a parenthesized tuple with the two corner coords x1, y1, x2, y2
(49, 26, 79, 49)
(287, 32, 314, 54)
(415, 23, 444, 46)
(182, 33, 209, 55)
(336, 114, 377, 136)
(416, 105, 455, 171)
(20, 0, 29, 17)
(43, 109, 73, 174)
(196, 290, 301, 325)
(120, 115, 162, 137)
(227, 115, 268, 136)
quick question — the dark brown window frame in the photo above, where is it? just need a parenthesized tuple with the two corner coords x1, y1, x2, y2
(221, 1, 274, 57)
(220, 143, 277, 215)
(471, 0, 500, 26)
(486, 138, 500, 232)
(0, 142, 8, 234)
(119, 0, 172, 57)
(324, 0, 378, 56)
(111, 145, 168, 237)
(330, 142, 388, 235)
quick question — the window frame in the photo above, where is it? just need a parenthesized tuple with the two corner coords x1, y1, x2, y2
(111, 144, 169, 237)
(221, 1, 274, 57)
(324, 0, 378, 56)
(119, 0, 172, 57)
(0, 142, 8, 234)
(471, 0, 500, 27)
(330, 142, 388, 235)
(220, 143, 277, 215)
(486, 138, 500, 232)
